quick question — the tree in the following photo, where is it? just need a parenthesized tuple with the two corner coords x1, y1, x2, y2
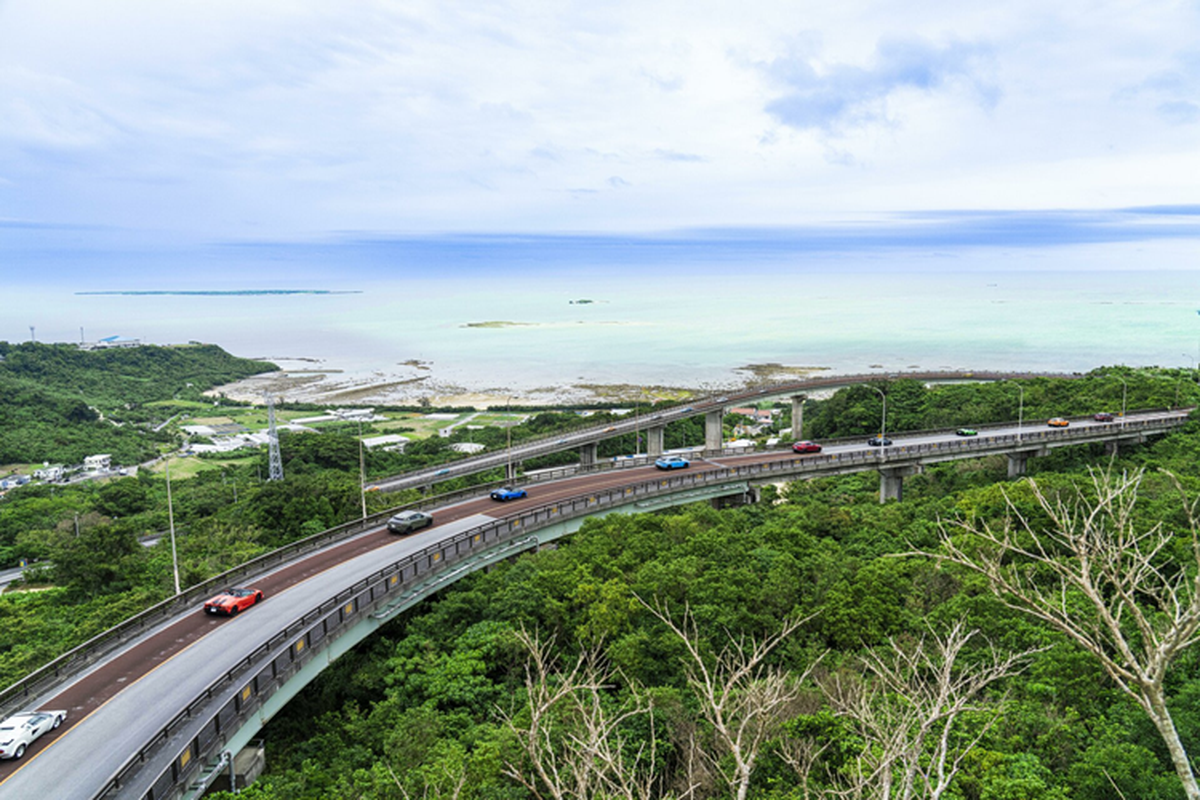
(913, 467, 1200, 799)
(501, 627, 667, 800)
(95, 478, 152, 517)
(643, 598, 817, 800)
(807, 621, 1040, 800)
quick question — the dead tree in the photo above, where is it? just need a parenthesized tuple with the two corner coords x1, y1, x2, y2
(386, 761, 467, 800)
(912, 467, 1200, 800)
(501, 627, 666, 800)
(643, 599, 817, 800)
(815, 621, 1038, 800)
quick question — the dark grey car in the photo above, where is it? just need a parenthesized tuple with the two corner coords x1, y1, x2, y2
(387, 510, 434, 534)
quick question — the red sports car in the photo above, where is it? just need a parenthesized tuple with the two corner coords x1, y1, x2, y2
(204, 587, 264, 616)
(792, 440, 822, 453)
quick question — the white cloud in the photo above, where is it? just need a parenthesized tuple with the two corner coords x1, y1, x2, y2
(0, 0, 1198, 236)
(761, 36, 998, 133)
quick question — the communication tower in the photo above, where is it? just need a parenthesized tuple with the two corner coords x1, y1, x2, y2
(266, 393, 284, 482)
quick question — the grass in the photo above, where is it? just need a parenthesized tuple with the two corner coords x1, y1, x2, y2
(472, 412, 529, 427)
(1, 464, 35, 477)
(144, 400, 223, 410)
(145, 454, 258, 479)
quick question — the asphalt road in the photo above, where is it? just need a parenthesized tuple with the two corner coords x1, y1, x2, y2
(0, 410, 1181, 797)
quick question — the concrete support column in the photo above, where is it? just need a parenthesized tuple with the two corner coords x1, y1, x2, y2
(705, 409, 724, 452)
(1007, 448, 1044, 479)
(646, 425, 665, 456)
(579, 442, 598, 467)
(790, 395, 805, 440)
(1105, 441, 1119, 457)
(879, 465, 919, 503)
(1007, 454, 1027, 479)
(710, 486, 761, 509)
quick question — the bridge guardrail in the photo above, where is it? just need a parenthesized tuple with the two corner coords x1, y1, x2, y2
(94, 411, 1187, 800)
(0, 508, 397, 717)
(371, 370, 1080, 489)
(2, 407, 1186, 718)
(99, 468, 734, 799)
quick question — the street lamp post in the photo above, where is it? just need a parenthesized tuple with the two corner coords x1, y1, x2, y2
(358, 420, 367, 520)
(634, 390, 641, 458)
(506, 396, 514, 481)
(870, 386, 887, 451)
(1118, 376, 1128, 429)
(1008, 382, 1024, 443)
(1181, 356, 1197, 409)
(165, 461, 181, 596)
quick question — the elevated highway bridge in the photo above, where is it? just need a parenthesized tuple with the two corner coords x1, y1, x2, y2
(368, 370, 1077, 492)
(0, 404, 1186, 800)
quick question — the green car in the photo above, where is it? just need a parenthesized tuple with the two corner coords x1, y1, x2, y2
(955, 428, 978, 436)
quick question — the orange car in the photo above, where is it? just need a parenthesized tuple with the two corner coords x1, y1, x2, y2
(204, 587, 264, 616)
(1047, 417, 1070, 428)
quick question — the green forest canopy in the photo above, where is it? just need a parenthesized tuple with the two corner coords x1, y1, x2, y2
(0, 341, 274, 465)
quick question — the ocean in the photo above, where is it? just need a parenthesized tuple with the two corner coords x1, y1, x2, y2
(4, 236, 1200, 404)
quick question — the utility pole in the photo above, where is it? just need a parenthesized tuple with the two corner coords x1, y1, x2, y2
(266, 393, 284, 481)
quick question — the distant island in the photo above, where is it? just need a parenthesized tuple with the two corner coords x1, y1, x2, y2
(462, 321, 533, 328)
(76, 290, 363, 296)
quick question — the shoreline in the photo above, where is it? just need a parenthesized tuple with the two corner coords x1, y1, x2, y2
(205, 358, 834, 409)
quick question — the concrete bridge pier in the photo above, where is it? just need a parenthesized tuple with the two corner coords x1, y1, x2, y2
(1007, 447, 1046, 479)
(705, 409, 724, 452)
(791, 395, 805, 440)
(879, 465, 920, 503)
(206, 742, 265, 794)
(1105, 441, 1119, 457)
(646, 426, 665, 457)
(1007, 454, 1027, 479)
(579, 442, 598, 467)
(711, 486, 761, 509)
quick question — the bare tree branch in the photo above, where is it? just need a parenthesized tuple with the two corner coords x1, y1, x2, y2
(908, 466, 1200, 800)
(500, 626, 670, 800)
(640, 596, 819, 800)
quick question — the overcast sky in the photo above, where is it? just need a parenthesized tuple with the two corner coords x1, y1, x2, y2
(2, 0, 1200, 244)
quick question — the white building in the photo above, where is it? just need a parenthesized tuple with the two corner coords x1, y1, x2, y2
(33, 465, 65, 481)
(327, 408, 381, 421)
(189, 432, 272, 454)
(84, 454, 112, 473)
(362, 434, 408, 452)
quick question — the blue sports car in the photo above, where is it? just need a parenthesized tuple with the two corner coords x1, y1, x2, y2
(655, 455, 691, 470)
(490, 486, 528, 501)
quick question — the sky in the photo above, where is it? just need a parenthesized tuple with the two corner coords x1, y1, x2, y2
(2, 0, 1200, 270)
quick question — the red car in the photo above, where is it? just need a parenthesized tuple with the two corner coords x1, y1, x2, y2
(792, 440, 822, 454)
(204, 587, 264, 616)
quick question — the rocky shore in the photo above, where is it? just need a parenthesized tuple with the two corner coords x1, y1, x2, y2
(204, 359, 832, 409)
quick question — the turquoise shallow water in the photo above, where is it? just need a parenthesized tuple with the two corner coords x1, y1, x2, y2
(4, 263, 1200, 394)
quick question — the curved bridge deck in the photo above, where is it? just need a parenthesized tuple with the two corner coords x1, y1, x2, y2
(0, 408, 1186, 800)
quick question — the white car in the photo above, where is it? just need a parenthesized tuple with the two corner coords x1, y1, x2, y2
(0, 710, 67, 759)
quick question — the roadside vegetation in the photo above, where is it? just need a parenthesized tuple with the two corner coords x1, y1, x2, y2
(209, 418, 1200, 800)
(4, 347, 1200, 798)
